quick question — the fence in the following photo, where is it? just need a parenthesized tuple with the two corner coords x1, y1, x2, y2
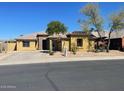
(0, 42, 7, 53)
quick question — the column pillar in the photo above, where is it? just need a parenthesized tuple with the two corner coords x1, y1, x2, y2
(49, 39, 52, 51)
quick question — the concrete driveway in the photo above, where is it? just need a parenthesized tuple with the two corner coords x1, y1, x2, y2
(0, 51, 48, 64)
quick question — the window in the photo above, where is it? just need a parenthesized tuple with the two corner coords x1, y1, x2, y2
(23, 41, 30, 47)
(77, 39, 83, 47)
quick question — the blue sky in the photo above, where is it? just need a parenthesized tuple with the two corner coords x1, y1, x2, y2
(0, 2, 124, 40)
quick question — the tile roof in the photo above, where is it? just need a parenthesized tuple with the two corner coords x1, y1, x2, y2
(110, 29, 124, 39)
(91, 31, 108, 38)
(48, 33, 67, 38)
(37, 32, 48, 36)
(16, 31, 113, 40)
(16, 32, 47, 40)
(91, 29, 124, 39)
(67, 31, 88, 36)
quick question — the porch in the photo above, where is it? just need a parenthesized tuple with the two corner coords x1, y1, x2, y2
(38, 38, 69, 52)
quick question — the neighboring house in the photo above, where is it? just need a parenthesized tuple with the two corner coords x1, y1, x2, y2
(91, 31, 108, 50)
(108, 29, 124, 51)
(91, 30, 124, 51)
(91, 31, 108, 38)
(9, 31, 95, 52)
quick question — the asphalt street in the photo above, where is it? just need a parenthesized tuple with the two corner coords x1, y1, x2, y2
(0, 59, 124, 91)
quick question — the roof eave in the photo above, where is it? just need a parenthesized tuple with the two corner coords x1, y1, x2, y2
(16, 39, 36, 41)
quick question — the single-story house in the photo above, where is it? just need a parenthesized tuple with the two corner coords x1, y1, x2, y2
(37, 31, 95, 52)
(6, 31, 96, 52)
(6, 30, 121, 52)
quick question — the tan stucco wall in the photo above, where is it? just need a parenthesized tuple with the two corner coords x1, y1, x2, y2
(37, 36, 48, 50)
(61, 40, 69, 51)
(70, 36, 94, 51)
(88, 40, 95, 51)
(16, 40, 37, 51)
(7, 42, 16, 52)
(35, 41, 38, 50)
(122, 37, 124, 48)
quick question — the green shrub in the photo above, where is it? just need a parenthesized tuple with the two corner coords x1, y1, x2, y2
(49, 50, 54, 55)
(71, 43, 78, 55)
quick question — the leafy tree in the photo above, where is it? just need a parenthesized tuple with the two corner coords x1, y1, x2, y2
(80, 3, 105, 52)
(46, 21, 67, 35)
(80, 3, 124, 53)
(79, 20, 92, 51)
(80, 3, 103, 39)
(107, 10, 124, 52)
(81, 3, 104, 50)
(46, 21, 67, 53)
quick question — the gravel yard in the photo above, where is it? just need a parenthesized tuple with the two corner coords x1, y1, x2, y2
(0, 50, 124, 65)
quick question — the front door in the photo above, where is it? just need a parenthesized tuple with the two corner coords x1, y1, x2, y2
(42, 40, 49, 50)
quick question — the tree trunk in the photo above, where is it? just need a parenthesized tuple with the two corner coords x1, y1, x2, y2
(97, 30, 102, 39)
(106, 36, 110, 52)
(106, 29, 113, 53)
